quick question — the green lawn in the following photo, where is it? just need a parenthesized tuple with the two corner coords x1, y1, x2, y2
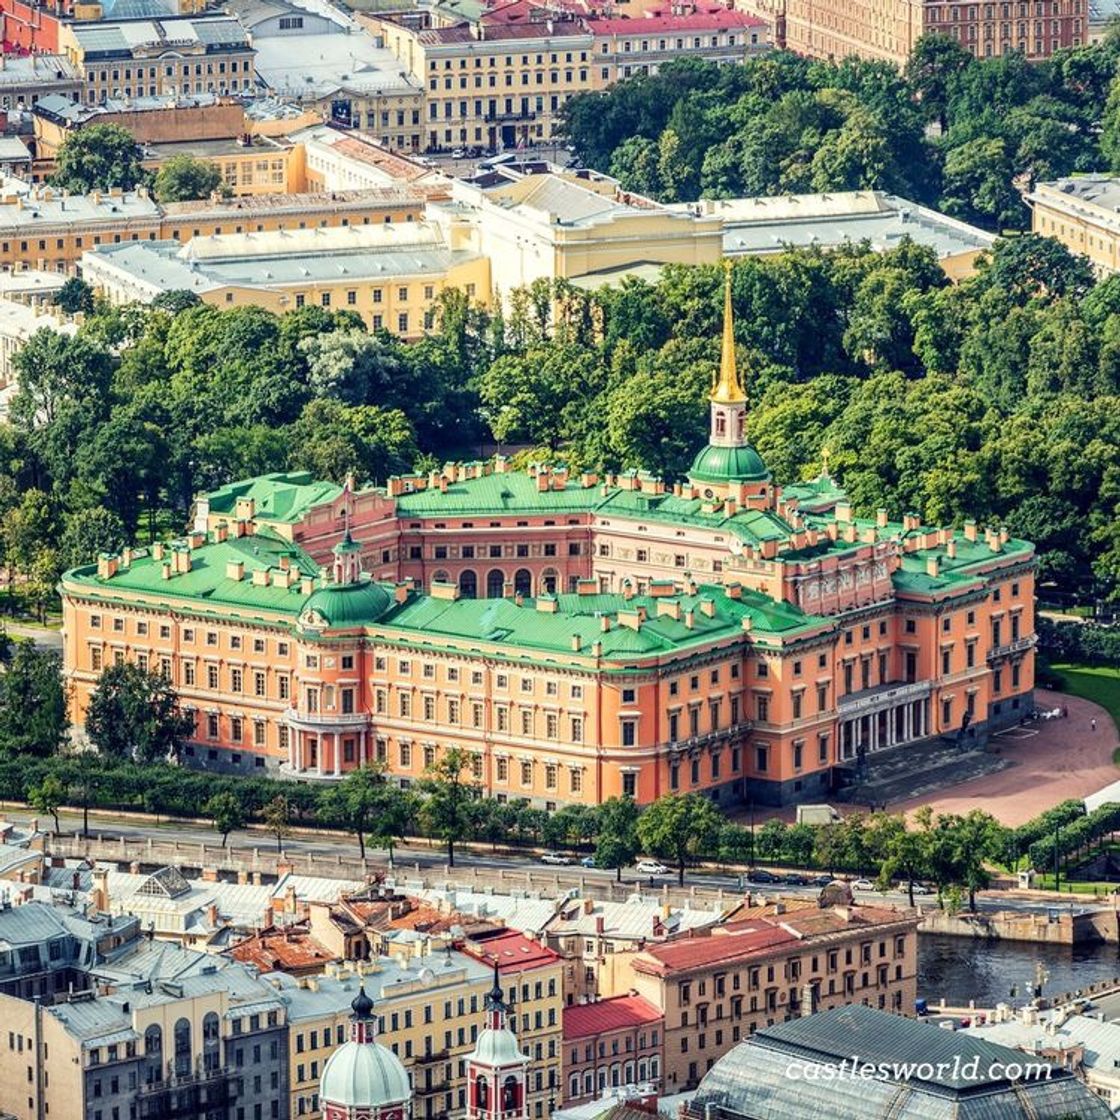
(1048, 661, 1120, 734)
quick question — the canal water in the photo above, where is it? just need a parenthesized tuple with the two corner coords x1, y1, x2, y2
(919, 933, 1120, 1007)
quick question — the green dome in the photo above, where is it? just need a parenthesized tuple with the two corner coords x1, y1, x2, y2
(299, 578, 391, 629)
(689, 443, 770, 484)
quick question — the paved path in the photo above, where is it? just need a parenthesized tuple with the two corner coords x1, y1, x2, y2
(892, 689, 1119, 826)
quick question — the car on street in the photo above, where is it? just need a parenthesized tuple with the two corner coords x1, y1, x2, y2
(635, 860, 669, 876)
(811, 875, 833, 887)
(782, 873, 809, 886)
(902, 881, 932, 895)
(851, 878, 875, 891)
(451, 148, 466, 158)
(541, 851, 572, 865)
(579, 855, 596, 868)
(745, 868, 780, 884)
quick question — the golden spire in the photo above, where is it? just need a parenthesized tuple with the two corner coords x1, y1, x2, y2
(711, 259, 746, 405)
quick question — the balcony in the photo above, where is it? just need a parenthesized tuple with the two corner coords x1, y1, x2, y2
(987, 635, 1036, 662)
(667, 721, 751, 756)
(484, 110, 536, 122)
(285, 707, 370, 731)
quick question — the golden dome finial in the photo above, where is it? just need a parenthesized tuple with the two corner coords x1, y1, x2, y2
(711, 259, 746, 405)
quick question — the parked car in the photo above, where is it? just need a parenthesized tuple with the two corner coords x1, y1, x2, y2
(783, 874, 809, 886)
(746, 869, 780, 884)
(451, 148, 466, 159)
(851, 878, 875, 891)
(541, 852, 572, 866)
(811, 875, 833, 887)
(579, 855, 596, 869)
(635, 860, 670, 876)
(909, 882, 933, 895)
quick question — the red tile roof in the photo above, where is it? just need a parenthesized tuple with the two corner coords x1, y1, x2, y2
(421, 18, 588, 42)
(586, 10, 763, 32)
(463, 927, 563, 973)
(632, 924, 797, 975)
(563, 994, 663, 1040)
(229, 924, 337, 974)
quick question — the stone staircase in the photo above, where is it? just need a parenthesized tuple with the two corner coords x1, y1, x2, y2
(834, 736, 1013, 807)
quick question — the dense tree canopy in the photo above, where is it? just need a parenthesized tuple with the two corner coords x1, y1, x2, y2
(49, 124, 144, 194)
(152, 155, 224, 203)
(563, 34, 1120, 229)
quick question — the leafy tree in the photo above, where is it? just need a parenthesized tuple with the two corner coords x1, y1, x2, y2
(152, 155, 223, 203)
(29, 773, 65, 835)
(53, 277, 95, 316)
(0, 643, 68, 757)
(636, 793, 722, 885)
(594, 795, 641, 880)
(263, 795, 291, 853)
(59, 507, 127, 570)
(905, 33, 974, 129)
(319, 765, 392, 859)
(940, 136, 1024, 230)
(204, 790, 245, 846)
(84, 663, 194, 764)
(366, 783, 415, 868)
(50, 124, 143, 193)
(419, 747, 479, 868)
(289, 399, 417, 485)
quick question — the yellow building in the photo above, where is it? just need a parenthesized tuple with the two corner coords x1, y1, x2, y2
(80, 221, 491, 337)
(1028, 176, 1120, 273)
(272, 954, 496, 1120)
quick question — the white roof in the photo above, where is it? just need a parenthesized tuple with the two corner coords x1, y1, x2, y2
(964, 1013, 1120, 1072)
(548, 893, 726, 940)
(252, 32, 420, 100)
(321, 1035, 412, 1109)
(411, 886, 559, 933)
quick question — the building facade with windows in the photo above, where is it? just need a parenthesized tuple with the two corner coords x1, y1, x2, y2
(1028, 175, 1120, 273)
(561, 995, 663, 1104)
(741, 0, 1085, 63)
(607, 901, 920, 1092)
(59, 270, 1035, 806)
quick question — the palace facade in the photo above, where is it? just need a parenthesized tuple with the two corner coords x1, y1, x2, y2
(59, 273, 1036, 806)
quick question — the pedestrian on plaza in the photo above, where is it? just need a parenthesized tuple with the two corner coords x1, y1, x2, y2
(1063, 706, 1069, 719)
(1092, 718, 1098, 732)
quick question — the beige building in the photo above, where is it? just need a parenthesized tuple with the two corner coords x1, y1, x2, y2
(1029, 175, 1120, 272)
(436, 171, 722, 299)
(59, 16, 256, 103)
(601, 900, 920, 1091)
(81, 221, 491, 336)
(740, 0, 1086, 62)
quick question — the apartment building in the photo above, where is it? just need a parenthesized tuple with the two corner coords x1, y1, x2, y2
(271, 954, 496, 1120)
(0, 53, 82, 110)
(561, 994, 663, 1104)
(742, 0, 1085, 62)
(0, 182, 161, 275)
(58, 16, 256, 104)
(1028, 175, 1120, 273)
(606, 901, 920, 1091)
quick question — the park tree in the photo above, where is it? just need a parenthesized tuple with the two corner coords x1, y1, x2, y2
(84, 663, 194, 764)
(636, 793, 722, 885)
(367, 783, 416, 868)
(50, 124, 143, 193)
(0, 643, 68, 758)
(594, 796, 641, 881)
(204, 791, 246, 846)
(289, 399, 417, 486)
(263, 795, 291, 853)
(905, 33, 974, 129)
(29, 773, 66, 835)
(53, 277, 95, 316)
(319, 765, 395, 859)
(153, 155, 223, 203)
(418, 747, 479, 868)
(59, 507, 127, 570)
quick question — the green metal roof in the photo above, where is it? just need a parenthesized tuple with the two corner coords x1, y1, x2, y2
(395, 471, 602, 518)
(302, 580, 392, 627)
(688, 443, 770, 484)
(205, 472, 344, 525)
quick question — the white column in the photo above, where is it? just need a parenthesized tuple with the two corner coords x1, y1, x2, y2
(333, 732, 341, 776)
(870, 715, 879, 752)
(921, 700, 929, 738)
(903, 706, 912, 743)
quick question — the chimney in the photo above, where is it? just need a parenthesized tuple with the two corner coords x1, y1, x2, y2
(876, 508, 888, 528)
(835, 500, 851, 523)
(926, 556, 940, 578)
(570, 634, 582, 652)
(226, 560, 244, 581)
(964, 520, 977, 542)
(946, 539, 957, 559)
(96, 554, 119, 579)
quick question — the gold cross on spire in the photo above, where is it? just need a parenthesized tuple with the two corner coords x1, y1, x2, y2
(711, 259, 746, 405)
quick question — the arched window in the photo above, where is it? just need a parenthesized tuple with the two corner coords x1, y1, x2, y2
(460, 570, 478, 599)
(514, 569, 532, 596)
(486, 569, 505, 599)
(502, 1075, 518, 1112)
(202, 1011, 220, 1073)
(432, 570, 450, 585)
(715, 412, 726, 437)
(540, 568, 558, 595)
(569, 1074, 580, 1100)
(649, 1056, 660, 1079)
(597, 1069, 607, 1091)
(145, 1025, 162, 1055)
(476, 1074, 489, 1110)
(583, 1071, 594, 1095)
(624, 1061, 634, 1085)
(638, 1061, 647, 1082)
(144, 1025, 163, 1086)
(611, 1063, 621, 1087)
(173, 1017, 191, 1078)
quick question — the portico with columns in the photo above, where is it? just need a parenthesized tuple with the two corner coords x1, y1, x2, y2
(837, 681, 932, 761)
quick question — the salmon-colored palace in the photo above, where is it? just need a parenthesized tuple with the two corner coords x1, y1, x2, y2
(60, 278, 1036, 806)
